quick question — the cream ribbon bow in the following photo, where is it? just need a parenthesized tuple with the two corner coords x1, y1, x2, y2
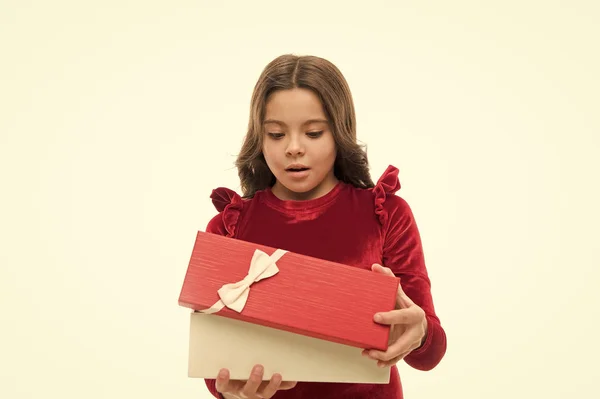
(198, 248, 288, 314)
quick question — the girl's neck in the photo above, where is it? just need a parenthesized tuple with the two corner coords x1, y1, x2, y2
(271, 176, 339, 202)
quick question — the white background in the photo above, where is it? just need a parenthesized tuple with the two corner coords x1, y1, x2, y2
(1, 1, 599, 398)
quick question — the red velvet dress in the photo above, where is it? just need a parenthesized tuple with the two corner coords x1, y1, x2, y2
(202, 165, 447, 399)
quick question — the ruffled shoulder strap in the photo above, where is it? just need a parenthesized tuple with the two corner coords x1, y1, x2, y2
(373, 165, 401, 226)
(209, 187, 243, 237)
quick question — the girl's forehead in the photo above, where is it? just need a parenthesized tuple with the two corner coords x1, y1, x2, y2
(264, 88, 328, 125)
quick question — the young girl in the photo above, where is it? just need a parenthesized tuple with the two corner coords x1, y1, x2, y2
(202, 54, 446, 399)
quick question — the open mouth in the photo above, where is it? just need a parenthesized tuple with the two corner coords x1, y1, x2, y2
(285, 164, 310, 172)
(286, 167, 309, 172)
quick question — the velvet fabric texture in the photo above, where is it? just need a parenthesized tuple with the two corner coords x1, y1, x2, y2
(203, 165, 447, 399)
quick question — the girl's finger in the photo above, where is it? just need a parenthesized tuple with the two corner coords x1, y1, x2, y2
(396, 283, 415, 308)
(374, 308, 418, 326)
(385, 327, 423, 357)
(371, 263, 395, 276)
(216, 368, 231, 393)
(366, 327, 421, 361)
(377, 355, 401, 368)
(259, 373, 282, 398)
(241, 365, 264, 398)
(377, 351, 411, 368)
(278, 381, 298, 390)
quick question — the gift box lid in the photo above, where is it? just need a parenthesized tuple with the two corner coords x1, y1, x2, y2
(178, 231, 399, 350)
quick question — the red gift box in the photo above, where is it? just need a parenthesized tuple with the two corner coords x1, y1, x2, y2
(178, 231, 399, 351)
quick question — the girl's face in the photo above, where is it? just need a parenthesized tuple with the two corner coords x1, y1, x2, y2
(262, 88, 338, 201)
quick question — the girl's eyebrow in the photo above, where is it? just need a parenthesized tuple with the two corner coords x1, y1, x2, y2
(263, 118, 328, 126)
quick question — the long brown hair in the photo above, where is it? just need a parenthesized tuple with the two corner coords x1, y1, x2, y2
(235, 54, 374, 198)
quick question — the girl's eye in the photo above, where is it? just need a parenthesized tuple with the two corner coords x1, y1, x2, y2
(307, 131, 324, 138)
(267, 131, 323, 139)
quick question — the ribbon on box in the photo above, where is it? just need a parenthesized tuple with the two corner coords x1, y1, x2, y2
(198, 248, 288, 314)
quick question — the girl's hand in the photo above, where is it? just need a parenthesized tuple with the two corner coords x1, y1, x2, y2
(362, 264, 428, 368)
(216, 365, 297, 399)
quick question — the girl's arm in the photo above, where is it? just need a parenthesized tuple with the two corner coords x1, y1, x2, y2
(380, 195, 447, 371)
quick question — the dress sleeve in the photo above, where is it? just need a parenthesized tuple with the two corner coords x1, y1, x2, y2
(202, 187, 243, 398)
(205, 187, 243, 238)
(374, 165, 447, 371)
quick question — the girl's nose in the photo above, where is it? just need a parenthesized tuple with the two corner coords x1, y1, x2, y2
(285, 136, 305, 156)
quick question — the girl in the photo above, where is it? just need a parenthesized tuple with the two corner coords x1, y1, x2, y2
(202, 54, 447, 399)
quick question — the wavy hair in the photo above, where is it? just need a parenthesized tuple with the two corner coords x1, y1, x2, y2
(235, 54, 374, 198)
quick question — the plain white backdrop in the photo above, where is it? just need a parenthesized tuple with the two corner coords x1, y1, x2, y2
(1, 1, 598, 398)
